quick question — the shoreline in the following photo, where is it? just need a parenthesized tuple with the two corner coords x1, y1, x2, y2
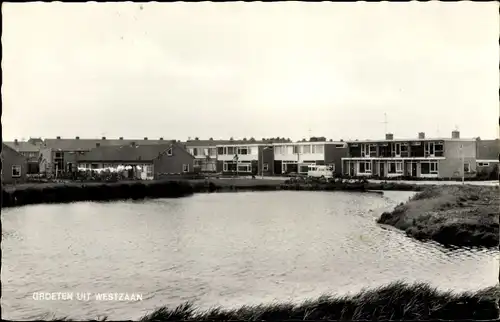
(1, 179, 424, 209)
(377, 185, 499, 248)
(47, 282, 499, 321)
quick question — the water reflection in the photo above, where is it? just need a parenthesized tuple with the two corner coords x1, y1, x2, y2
(2, 191, 498, 320)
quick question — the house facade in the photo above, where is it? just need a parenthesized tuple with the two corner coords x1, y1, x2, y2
(40, 136, 172, 177)
(4, 140, 41, 174)
(342, 131, 477, 179)
(272, 141, 348, 176)
(2, 143, 28, 184)
(475, 139, 499, 178)
(183, 140, 224, 173)
(76, 142, 194, 180)
(216, 143, 263, 175)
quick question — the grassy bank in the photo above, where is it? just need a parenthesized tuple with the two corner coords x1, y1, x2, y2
(377, 185, 500, 248)
(49, 282, 499, 321)
(1, 180, 195, 208)
(2, 179, 426, 208)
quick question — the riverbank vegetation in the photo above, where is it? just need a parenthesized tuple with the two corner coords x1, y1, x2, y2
(1, 178, 426, 208)
(50, 282, 499, 321)
(377, 185, 499, 248)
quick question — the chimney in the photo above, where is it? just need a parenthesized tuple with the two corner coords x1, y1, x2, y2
(96, 143, 101, 147)
(56, 136, 61, 139)
(418, 132, 425, 139)
(452, 130, 460, 139)
(102, 136, 106, 140)
(130, 141, 136, 147)
(119, 137, 123, 140)
(159, 137, 163, 140)
(144, 137, 148, 140)
(14, 139, 18, 145)
(75, 136, 80, 140)
(385, 133, 394, 140)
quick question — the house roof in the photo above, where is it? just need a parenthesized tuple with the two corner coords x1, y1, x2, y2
(77, 142, 192, 162)
(345, 138, 476, 144)
(43, 138, 173, 151)
(183, 139, 269, 147)
(2, 143, 27, 159)
(4, 141, 40, 152)
(476, 139, 499, 160)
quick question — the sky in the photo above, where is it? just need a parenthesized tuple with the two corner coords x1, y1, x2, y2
(2, 2, 499, 142)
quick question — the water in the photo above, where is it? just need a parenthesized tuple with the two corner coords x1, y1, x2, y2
(2, 191, 498, 320)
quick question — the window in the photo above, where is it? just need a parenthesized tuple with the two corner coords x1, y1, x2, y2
(192, 148, 198, 156)
(146, 165, 153, 177)
(227, 147, 235, 154)
(434, 142, 444, 156)
(421, 162, 438, 174)
(182, 164, 189, 172)
(263, 163, 269, 171)
(203, 148, 209, 156)
(359, 161, 371, 173)
(237, 163, 252, 172)
(424, 142, 435, 156)
(55, 152, 63, 158)
(478, 162, 490, 167)
(391, 143, 401, 157)
(315, 145, 324, 154)
(167, 148, 173, 156)
(274, 146, 285, 155)
(430, 162, 438, 173)
(194, 159, 203, 166)
(369, 144, 377, 157)
(237, 147, 248, 155)
(293, 145, 299, 154)
(299, 165, 309, 173)
(12, 165, 21, 177)
(464, 163, 470, 173)
(209, 148, 217, 156)
(396, 162, 403, 173)
(335, 144, 346, 148)
(303, 145, 311, 154)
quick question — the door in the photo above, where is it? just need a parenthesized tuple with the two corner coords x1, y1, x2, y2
(411, 162, 417, 177)
(349, 162, 355, 176)
(379, 162, 384, 177)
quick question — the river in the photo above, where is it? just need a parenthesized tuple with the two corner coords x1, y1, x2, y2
(2, 191, 498, 320)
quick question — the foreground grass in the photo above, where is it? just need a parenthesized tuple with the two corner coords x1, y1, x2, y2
(48, 282, 499, 321)
(377, 185, 499, 248)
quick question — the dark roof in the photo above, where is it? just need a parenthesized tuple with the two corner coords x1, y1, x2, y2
(77, 142, 192, 162)
(4, 141, 40, 152)
(2, 143, 27, 159)
(476, 139, 499, 160)
(43, 138, 172, 151)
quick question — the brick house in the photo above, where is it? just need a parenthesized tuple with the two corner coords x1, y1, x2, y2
(272, 140, 348, 176)
(40, 136, 172, 177)
(341, 131, 477, 179)
(2, 143, 28, 184)
(75, 141, 194, 180)
(4, 139, 41, 174)
(475, 138, 499, 178)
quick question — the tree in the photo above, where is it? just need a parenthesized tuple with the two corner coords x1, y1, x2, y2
(209, 137, 213, 141)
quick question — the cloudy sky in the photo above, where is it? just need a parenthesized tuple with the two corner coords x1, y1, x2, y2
(3, 2, 499, 142)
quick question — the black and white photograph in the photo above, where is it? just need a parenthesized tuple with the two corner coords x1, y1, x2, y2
(1, 1, 499, 321)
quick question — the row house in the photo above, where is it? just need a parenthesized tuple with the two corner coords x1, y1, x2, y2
(216, 142, 269, 175)
(183, 139, 347, 176)
(40, 136, 171, 177)
(183, 140, 226, 173)
(272, 141, 348, 176)
(342, 131, 477, 179)
(475, 138, 499, 176)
